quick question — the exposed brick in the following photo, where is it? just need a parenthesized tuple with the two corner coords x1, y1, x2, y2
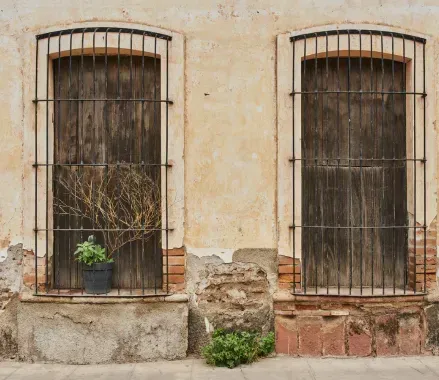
(162, 248, 185, 256)
(275, 316, 298, 355)
(274, 302, 296, 311)
(275, 310, 295, 316)
(163, 265, 185, 274)
(375, 314, 399, 356)
(279, 265, 301, 274)
(295, 304, 320, 311)
(298, 316, 322, 356)
(279, 256, 300, 265)
(398, 314, 422, 355)
(322, 317, 346, 356)
(347, 317, 372, 356)
(279, 274, 301, 283)
(163, 256, 185, 266)
(278, 282, 292, 290)
(164, 274, 185, 284)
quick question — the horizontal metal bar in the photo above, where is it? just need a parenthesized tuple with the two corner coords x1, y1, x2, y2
(291, 292, 426, 298)
(289, 157, 425, 162)
(289, 225, 426, 229)
(33, 98, 173, 104)
(34, 228, 173, 232)
(290, 91, 426, 96)
(36, 27, 172, 41)
(290, 29, 426, 44)
(33, 293, 170, 298)
(33, 163, 171, 167)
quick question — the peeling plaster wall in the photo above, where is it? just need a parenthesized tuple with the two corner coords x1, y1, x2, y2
(2, 0, 437, 255)
(2, 0, 439, 360)
(186, 249, 277, 354)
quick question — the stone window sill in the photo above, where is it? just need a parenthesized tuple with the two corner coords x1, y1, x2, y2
(273, 290, 426, 304)
(19, 291, 188, 304)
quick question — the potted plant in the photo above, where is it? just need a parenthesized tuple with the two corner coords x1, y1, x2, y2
(74, 235, 114, 294)
(55, 167, 162, 295)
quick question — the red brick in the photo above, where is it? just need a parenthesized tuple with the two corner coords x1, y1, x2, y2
(279, 274, 301, 283)
(163, 256, 185, 266)
(162, 248, 185, 256)
(279, 265, 301, 274)
(278, 283, 292, 290)
(295, 304, 320, 311)
(375, 315, 399, 356)
(274, 302, 296, 311)
(298, 317, 322, 356)
(348, 318, 372, 356)
(408, 247, 437, 256)
(275, 316, 298, 355)
(279, 256, 299, 265)
(164, 274, 185, 284)
(322, 317, 346, 356)
(163, 265, 185, 274)
(398, 315, 422, 355)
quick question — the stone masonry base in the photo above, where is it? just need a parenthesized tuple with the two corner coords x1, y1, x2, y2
(17, 298, 188, 364)
(275, 294, 427, 357)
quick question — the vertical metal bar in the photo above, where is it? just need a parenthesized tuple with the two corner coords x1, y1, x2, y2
(80, 30, 85, 294)
(165, 37, 170, 294)
(347, 31, 352, 295)
(314, 33, 318, 294)
(303, 37, 307, 295)
(370, 31, 375, 295)
(141, 33, 146, 294)
(129, 30, 133, 294)
(104, 28, 109, 293)
(55, 33, 61, 294)
(325, 32, 329, 295)
(68, 30, 73, 292)
(336, 31, 341, 295)
(292, 39, 296, 293)
(391, 33, 396, 294)
(117, 30, 121, 295)
(153, 35, 158, 293)
(359, 31, 363, 295)
(381, 32, 385, 295)
(34, 36, 40, 294)
(423, 41, 427, 293)
(402, 36, 407, 294)
(413, 37, 417, 294)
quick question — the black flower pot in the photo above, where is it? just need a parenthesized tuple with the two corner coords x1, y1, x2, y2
(83, 262, 113, 294)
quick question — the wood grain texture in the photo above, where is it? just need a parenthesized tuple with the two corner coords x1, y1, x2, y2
(301, 57, 407, 290)
(53, 55, 162, 289)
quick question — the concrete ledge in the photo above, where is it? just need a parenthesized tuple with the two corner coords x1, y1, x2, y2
(17, 301, 188, 364)
(19, 292, 188, 304)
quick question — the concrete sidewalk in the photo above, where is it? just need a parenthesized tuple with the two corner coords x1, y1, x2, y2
(1, 356, 439, 379)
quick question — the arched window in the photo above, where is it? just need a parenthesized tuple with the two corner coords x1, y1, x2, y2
(277, 28, 436, 296)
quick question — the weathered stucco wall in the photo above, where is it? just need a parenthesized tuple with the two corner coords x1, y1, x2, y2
(1, 0, 439, 361)
(18, 300, 188, 363)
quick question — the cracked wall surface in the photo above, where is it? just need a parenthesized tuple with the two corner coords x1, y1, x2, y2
(18, 302, 188, 364)
(186, 249, 276, 354)
(0, 244, 23, 359)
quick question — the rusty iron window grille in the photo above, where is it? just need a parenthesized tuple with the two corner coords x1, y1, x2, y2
(33, 27, 172, 297)
(290, 30, 427, 296)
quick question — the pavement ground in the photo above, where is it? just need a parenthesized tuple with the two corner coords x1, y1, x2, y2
(1, 356, 439, 379)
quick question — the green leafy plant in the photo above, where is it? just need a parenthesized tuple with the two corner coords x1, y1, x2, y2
(74, 235, 114, 266)
(202, 329, 275, 368)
